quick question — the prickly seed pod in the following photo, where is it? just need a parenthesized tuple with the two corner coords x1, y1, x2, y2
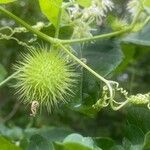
(13, 48, 78, 112)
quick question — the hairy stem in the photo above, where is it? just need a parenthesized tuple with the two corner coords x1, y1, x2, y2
(0, 6, 136, 45)
(60, 28, 130, 44)
(0, 6, 142, 93)
(55, 7, 62, 38)
(0, 71, 20, 87)
(58, 44, 109, 84)
(0, 6, 57, 44)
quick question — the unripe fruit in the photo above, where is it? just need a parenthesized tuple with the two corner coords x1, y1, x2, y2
(14, 48, 78, 112)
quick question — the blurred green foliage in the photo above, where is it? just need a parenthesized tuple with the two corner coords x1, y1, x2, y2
(0, 0, 150, 150)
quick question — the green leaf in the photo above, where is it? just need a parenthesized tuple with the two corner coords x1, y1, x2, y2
(82, 40, 123, 76)
(77, 0, 92, 7)
(63, 134, 94, 148)
(39, 0, 62, 27)
(53, 133, 101, 150)
(124, 124, 145, 144)
(24, 127, 73, 142)
(0, 64, 7, 82)
(54, 142, 93, 150)
(126, 107, 150, 133)
(0, 0, 16, 4)
(143, 131, 150, 150)
(94, 137, 115, 150)
(111, 145, 125, 150)
(143, 0, 150, 7)
(68, 39, 124, 116)
(41, 24, 73, 39)
(0, 136, 22, 150)
(27, 134, 53, 150)
(122, 24, 150, 47)
(116, 24, 150, 73)
(115, 43, 135, 73)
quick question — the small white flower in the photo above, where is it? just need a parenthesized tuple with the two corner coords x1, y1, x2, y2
(68, 4, 81, 19)
(127, 0, 141, 16)
(72, 20, 94, 39)
(67, 0, 114, 38)
(82, 0, 114, 25)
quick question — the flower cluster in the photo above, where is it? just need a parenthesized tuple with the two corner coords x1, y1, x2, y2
(82, 0, 114, 25)
(68, 0, 114, 38)
(127, 0, 141, 16)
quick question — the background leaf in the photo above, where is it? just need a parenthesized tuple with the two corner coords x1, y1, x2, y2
(27, 134, 53, 150)
(68, 39, 124, 116)
(0, 64, 7, 82)
(39, 0, 62, 27)
(53, 133, 100, 150)
(0, 0, 16, 4)
(143, 131, 150, 150)
(122, 24, 150, 47)
(77, 0, 92, 7)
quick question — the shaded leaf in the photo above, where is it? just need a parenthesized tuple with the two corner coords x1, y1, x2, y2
(143, 131, 150, 150)
(94, 137, 115, 150)
(27, 134, 53, 150)
(124, 124, 145, 144)
(68, 39, 123, 116)
(0, 64, 7, 82)
(24, 127, 73, 142)
(41, 24, 73, 39)
(53, 133, 101, 150)
(126, 107, 150, 133)
(122, 24, 150, 47)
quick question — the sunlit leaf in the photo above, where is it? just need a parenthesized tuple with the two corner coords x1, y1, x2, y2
(53, 133, 102, 150)
(143, 0, 150, 7)
(39, 0, 62, 27)
(77, 0, 92, 7)
(0, 136, 22, 150)
(0, 0, 16, 4)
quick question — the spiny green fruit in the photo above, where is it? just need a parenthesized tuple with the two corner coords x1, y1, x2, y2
(14, 48, 78, 112)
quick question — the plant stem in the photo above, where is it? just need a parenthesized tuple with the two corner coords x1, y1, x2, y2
(111, 100, 129, 111)
(0, 6, 142, 89)
(0, 6, 57, 44)
(0, 6, 133, 45)
(60, 10, 143, 44)
(60, 28, 130, 44)
(55, 8, 62, 38)
(58, 43, 108, 84)
(0, 71, 20, 87)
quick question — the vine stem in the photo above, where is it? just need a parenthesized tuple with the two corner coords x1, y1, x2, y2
(54, 7, 62, 38)
(60, 29, 130, 44)
(58, 43, 114, 99)
(0, 6, 130, 91)
(0, 6, 143, 103)
(58, 44, 108, 84)
(0, 6, 136, 45)
(0, 6, 57, 44)
(0, 70, 20, 87)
